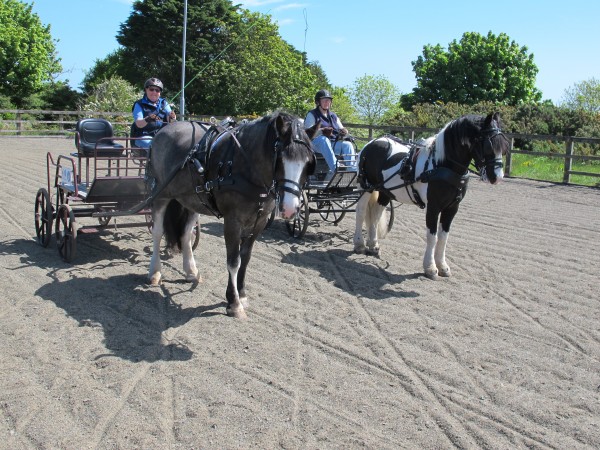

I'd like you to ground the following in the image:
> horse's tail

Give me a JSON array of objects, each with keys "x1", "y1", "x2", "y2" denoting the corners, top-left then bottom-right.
[
  {"x1": 163, "y1": 199, "x2": 190, "y2": 250},
  {"x1": 367, "y1": 191, "x2": 391, "y2": 240}
]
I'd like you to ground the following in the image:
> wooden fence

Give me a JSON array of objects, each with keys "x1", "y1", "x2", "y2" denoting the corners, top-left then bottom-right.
[{"x1": 1, "y1": 109, "x2": 599, "y2": 185}]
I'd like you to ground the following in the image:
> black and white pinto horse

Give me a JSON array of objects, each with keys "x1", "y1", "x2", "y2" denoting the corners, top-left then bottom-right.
[
  {"x1": 148, "y1": 112, "x2": 317, "y2": 318},
  {"x1": 354, "y1": 112, "x2": 509, "y2": 279}
]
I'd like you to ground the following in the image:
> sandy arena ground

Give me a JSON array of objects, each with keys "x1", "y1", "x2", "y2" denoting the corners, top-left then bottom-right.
[{"x1": 1, "y1": 137, "x2": 599, "y2": 449}]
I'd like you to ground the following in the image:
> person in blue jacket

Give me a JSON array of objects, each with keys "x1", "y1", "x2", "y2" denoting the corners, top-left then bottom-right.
[
  {"x1": 304, "y1": 89, "x2": 356, "y2": 175},
  {"x1": 131, "y1": 77, "x2": 176, "y2": 151}
]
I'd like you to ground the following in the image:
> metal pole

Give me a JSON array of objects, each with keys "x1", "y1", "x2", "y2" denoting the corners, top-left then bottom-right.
[{"x1": 179, "y1": 0, "x2": 188, "y2": 120}]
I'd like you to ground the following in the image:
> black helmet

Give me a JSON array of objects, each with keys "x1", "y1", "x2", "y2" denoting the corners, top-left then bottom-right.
[
  {"x1": 315, "y1": 89, "x2": 333, "y2": 103},
  {"x1": 144, "y1": 77, "x2": 164, "y2": 91}
]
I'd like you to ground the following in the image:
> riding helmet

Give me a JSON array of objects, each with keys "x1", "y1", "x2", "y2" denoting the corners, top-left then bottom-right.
[
  {"x1": 144, "y1": 77, "x2": 164, "y2": 91},
  {"x1": 315, "y1": 89, "x2": 333, "y2": 103}
]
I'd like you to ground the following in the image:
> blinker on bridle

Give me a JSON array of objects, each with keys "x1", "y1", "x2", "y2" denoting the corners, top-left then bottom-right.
[
  {"x1": 473, "y1": 124, "x2": 507, "y2": 173},
  {"x1": 273, "y1": 136, "x2": 312, "y2": 199}
]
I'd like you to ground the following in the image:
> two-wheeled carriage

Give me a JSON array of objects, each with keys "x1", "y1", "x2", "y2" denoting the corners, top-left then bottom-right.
[
  {"x1": 34, "y1": 118, "x2": 199, "y2": 262},
  {"x1": 273, "y1": 149, "x2": 395, "y2": 238}
]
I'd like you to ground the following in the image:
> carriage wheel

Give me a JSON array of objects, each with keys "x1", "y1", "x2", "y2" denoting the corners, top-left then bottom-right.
[
  {"x1": 317, "y1": 200, "x2": 347, "y2": 225},
  {"x1": 55, "y1": 204, "x2": 77, "y2": 262},
  {"x1": 34, "y1": 188, "x2": 53, "y2": 247},
  {"x1": 97, "y1": 209, "x2": 113, "y2": 227},
  {"x1": 285, "y1": 190, "x2": 309, "y2": 238},
  {"x1": 386, "y1": 201, "x2": 395, "y2": 232},
  {"x1": 98, "y1": 216, "x2": 111, "y2": 227}
]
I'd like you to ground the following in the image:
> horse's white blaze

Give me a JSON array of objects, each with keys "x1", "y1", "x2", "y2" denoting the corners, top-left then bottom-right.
[
  {"x1": 279, "y1": 159, "x2": 304, "y2": 220},
  {"x1": 487, "y1": 160, "x2": 504, "y2": 184}
]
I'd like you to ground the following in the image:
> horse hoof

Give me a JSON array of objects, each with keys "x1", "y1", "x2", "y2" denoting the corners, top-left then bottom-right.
[
  {"x1": 148, "y1": 273, "x2": 162, "y2": 286},
  {"x1": 354, "y1": 245, "x2": 366, "y2": 255},
  {"x1": 240, "y1": 297, "x2": 249, "y2": 309},
  {"x1": 226, "y1": 306, "x2": 248, "y2": 320},
  {"x1": 366, "y1": 247, "x2": 380, "y2": 257},
  {"x1": 424, "y1": 269, "x2": 438, "y2": 280},
  {"x1": 186, "y1": 273, "x2": 202, "y2": 283},
  {"x1": 438, "y1": 267, "x2": 451, "y2": 277}
]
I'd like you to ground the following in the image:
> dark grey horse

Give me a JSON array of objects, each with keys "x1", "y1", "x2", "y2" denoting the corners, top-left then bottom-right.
[{"x1": 148, "y1": 112, "x2": 317, "y2": 318}]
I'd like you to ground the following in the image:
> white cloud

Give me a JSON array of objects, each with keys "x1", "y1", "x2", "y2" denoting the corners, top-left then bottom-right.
[
  {"x1": 275, "y1": 3, "x2": 307, "y2": 11},
  {"x1": 276, "y1": 18, "x2": 295, "y2": 26},
  {"x1": 239, "y1": 0, "x2": 284, "y2": 8}
]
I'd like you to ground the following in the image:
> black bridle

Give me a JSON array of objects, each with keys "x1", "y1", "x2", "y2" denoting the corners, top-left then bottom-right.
[
  {"x1": 470, "y1": 125, "x2": 509, "y2": 176},
  {"x1": 273, "y1": 136, "x2": 313, "y2": 201}
]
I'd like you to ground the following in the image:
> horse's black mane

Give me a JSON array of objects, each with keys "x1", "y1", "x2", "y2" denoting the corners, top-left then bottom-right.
[
  {"x1": 444, "y1": 114, "x2": 485, "y2": 143},
  {"x1": 244, "y1": 111, "x2": 296, "y2": 141},
  {"x1": 266, "y1": 110, "x2": 308, "y2": 156}
]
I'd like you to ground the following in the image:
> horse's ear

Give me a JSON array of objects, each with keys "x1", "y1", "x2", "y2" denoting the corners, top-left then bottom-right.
[
  {"x1": 306, "y1": 122, "x2": 320, "y2": 140},
  {"x1": 492, "y1": 111, "x2": 501, "y2": 128},
  {"x1": 484, "y1": 113, "x2": 493, "y2": 127},
  {"x1": 275, "y1": 114, "x2": 286, "y2": 138},
  {"x1": 485, "y1": 112, "x2": 501, "y2": 129}
]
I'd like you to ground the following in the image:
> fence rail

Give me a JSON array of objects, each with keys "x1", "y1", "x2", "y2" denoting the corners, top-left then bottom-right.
[{"x1": 1, "y1": 109, "x2": 599, "y2": 185}]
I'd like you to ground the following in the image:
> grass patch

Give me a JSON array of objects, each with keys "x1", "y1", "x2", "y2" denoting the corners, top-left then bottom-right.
[{"x1": 508, "y1": 153, "x2": 600, "y2": 187}]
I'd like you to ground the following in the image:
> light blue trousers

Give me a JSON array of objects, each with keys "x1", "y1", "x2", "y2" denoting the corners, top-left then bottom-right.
[{"x1": 311, "y1": 136, "x2": 356, "y2": 172}]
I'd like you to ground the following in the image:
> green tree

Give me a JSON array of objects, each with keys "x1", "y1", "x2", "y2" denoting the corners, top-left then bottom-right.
[
  {"x1": 81, "y1": 50, "x2": 128, "y2": 95},
  {"x1": 116, "y1": 0, "x2": 240, "y2": 102},
  {"x1": 307, "y1": 61, "x2": 329, "y2": 89},
  {"x1": 87, "y1": 0, "x2": 317, "y2": 116},
  {"x1": 328, "y1": 87, "x2": 357, "y2": 124},
  {"x1": 79, "y1": 76, "x2": 139, "y2": 114},
  {"x1": 407, "y1": 31, "x2": 541, "y2": 107},
  {"x1": 23, "y1": 81, "x2": 81, "y2": 111},
  {"x1": 561, "y1": 78, "x2": 600, "y2": 113},
  {"x1": 207, "y1": 10, "x2": 316, "y2": 116},
  {"x1": 0, "y1": 0, "x2": 62, "y2": 106},
  {"x1": 348, "y1": 74, "x2": 400, "y2": 125}
]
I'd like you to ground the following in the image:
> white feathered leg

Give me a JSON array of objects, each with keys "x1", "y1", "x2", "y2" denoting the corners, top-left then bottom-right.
[
  {"x1": 434, "y1": 225, "x2": 451, "y2": 277},
  {"x1": 353, "y1": 192, "x2": 370, "y2": 254},
  {"x1": 148, "y1": 205, "x2": 165, "y2": 285},
  {"x1": 423, "y1": 230, "x2": 438, "y2": 279},
  {"x1": 366, "y1": 200, "x2": 385, "y2": 256},
  {"x1": 182, "y1": 214, "x2": 200, "y2": 282}
]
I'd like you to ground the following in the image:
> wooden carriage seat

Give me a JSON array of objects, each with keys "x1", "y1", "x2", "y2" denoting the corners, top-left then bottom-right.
[{"x1": 75, "y1": 118, "x2": 124, "y2": 157}]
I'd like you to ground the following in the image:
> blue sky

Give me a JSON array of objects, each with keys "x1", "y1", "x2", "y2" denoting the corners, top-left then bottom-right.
[{"x1": 27, "y1": 0, "x2": 599, "y2": 104}]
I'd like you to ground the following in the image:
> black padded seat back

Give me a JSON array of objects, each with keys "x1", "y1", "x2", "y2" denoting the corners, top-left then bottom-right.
[{"x1": 75, "y1": 118, "x2": 124, "y2": 157}]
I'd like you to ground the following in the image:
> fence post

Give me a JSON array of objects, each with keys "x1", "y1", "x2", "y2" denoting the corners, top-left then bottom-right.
[
  {"x1": 16, "y1": 111, "x2": 22, "y2": 136},
  {"x1": 505, "y1": 137, "x2": 514, "y2": 176},
  {"x1": 563, "y1": 139, "x2": 574, "y2": 184}
]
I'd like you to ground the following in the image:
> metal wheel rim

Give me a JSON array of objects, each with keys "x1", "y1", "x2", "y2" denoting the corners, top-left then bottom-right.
[
  {"x1": 285, "y1": 190, "x2": 309, "y2": 238},
  {"x1": 318, "y1": 200, "x2": 347, "y2": 224},
  {"x1": 55, "y1": 204, "x2": 77, "y2": 262},
  {"x1": 35, "y1": 188, "x2": 53, "y2": 247}
]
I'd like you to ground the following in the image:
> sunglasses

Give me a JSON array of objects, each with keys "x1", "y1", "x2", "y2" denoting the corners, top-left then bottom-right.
[{"x1": 147, "y1": 87, "x2": 161, "y2": 92}]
